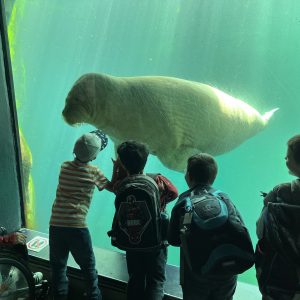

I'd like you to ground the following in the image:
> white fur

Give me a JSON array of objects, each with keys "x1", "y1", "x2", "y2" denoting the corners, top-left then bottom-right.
[{"x1": 63, "y1": 73, "x2": 277, "y2": 172}]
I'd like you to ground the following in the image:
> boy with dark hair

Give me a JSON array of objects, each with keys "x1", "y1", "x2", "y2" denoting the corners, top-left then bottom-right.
[
  {"x1": 117, "y1": 140, "x2": 149, "y2": 174},
  {"x1": 109, "y1": 140, "x2": 178, "y2": 300},
  {"x1": 256, "y1": 134, "x2": 300, "y2": 300},
  {"x1": 49, "y1": 130, "x2": 109, "y2": 300},
  {"x1": 185, "y1": 153, "x2": 218, "y2": 185},
  {"x1": 168, "y1": 153, "x2": 250, "y2": 300}
]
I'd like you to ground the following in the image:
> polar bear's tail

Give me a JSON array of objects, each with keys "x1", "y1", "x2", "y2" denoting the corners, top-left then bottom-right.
[{"x1": 262, "y1": 108, "x2": 279, "y2": 124}]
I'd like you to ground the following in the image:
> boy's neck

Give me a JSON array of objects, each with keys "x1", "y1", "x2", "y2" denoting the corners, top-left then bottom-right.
[
  {"x1": 126, "y1": 168, "x2": 144, "y2": 176},
  {"x1": 74, "y1": 158, "x2": 89, "y2": 164},
  {"x1": 129, "y1": 172, "x2": 144, "y2": 176},
  {"x1": 189, "y1": 182, "x2": 211, "y2": 189}
]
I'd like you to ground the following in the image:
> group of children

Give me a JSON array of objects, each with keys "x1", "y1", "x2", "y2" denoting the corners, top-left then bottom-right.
[{"x1": 48, "y1": 131, "x2": 300, "y2": 300}]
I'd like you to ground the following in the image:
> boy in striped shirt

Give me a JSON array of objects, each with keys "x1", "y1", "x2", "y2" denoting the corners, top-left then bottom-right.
[{"x1": 49, "y1": 130, "x2": 109, "y2": 300}]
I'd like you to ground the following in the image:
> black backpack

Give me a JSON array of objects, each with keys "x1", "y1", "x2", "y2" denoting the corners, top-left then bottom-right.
[
  {"x1": 180, "y1": 188, "x2": 254, "y2": 277},
  {"x1": 108, "y1": 174, "x2": 163, "y2": 252},
  {"x1": 256, "y1": 181, "x2": 300, "y2": 295}
]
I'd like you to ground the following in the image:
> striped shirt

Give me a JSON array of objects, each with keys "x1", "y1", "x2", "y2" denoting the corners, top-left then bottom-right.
[{"x1": 50, "y1": 160, "x2": 108, "y2": 228}]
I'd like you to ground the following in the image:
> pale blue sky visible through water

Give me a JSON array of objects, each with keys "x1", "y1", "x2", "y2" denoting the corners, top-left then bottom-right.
[{"x1": 8, "y1": 0, "x2": 300, "y2": 286}]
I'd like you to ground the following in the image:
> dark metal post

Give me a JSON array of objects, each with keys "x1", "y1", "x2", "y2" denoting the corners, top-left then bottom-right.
[{"x1": 0, "y1": 0, "x2": 25, "y2": 232}]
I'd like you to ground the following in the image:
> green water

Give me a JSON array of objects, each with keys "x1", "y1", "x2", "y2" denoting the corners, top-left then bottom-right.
[{"x1": 7, "y1": 0, "x2": 300, "y2": 286}]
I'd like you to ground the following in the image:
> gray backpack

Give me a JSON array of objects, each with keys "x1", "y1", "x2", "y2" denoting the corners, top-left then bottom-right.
[{"x1": 109, "y1": 174, "x2": 163, "y2": 252}]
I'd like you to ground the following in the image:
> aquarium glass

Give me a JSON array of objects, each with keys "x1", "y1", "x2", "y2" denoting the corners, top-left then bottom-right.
[{"x1": 5, "y1": 0, "x2": 300, "y2": 292}]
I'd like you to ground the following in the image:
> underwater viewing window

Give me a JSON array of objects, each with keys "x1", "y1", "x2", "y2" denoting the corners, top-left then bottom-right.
[{"x1": 5, "y1": 0, "x2": 300, "y2": 296}]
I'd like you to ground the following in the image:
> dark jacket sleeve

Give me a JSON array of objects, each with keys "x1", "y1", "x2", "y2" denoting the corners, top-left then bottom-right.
[
  {"x1": 107, "y1": 158, "x2": 128, "y2": 194},
  {"x1": 167, "y1": 196, "x2": 187, "y2": 247},
  {"x1": 256, "y1": 186, "x2": 279, "y2": 239}
]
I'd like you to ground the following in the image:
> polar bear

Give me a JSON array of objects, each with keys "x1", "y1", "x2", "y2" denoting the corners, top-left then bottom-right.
[{"x1": 62, "y1": 73, "x2": 277, "y2": 172}]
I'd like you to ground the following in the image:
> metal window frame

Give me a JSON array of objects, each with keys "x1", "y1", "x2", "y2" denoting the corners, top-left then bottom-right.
[{"x1": 0, "y1": 0, "x2": 25, "y2": 228}]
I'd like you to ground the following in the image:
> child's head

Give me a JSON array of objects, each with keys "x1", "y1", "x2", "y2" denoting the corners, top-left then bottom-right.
[
  {"x1": 185, "y1": 153, "x2": 218, "y2": 188},
  {"x1": 286, "y1": 134, "x2": 300, "y2": 177},
  {"x1": 73, "y1": 130, "x2": 107, "y2": 163},
  {"x1": 117, "y1": 140, "x2": 149, "y2": 175}
]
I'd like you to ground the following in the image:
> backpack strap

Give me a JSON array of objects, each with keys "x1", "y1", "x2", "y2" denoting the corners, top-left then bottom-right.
[
  {"x1": 190, "y1": 187, "x2": 222, "y2": 198},
  {"x1": 117, "y1": 174, "x2": 159, "y2": 193},
  {"x1": 146, "y1": 173, "x2": 160, "y2": 180},
  {"x1": 212, "y1": 189, "x2": 222, "y2": 196},
  {"x1": 143, "y1": 174, "x2": 159, "y2": 189}
]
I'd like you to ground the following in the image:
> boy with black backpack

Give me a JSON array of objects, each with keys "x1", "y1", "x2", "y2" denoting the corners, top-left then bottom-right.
[
  {"x1": 168, "y1": 153, "x2": 254, "y2": 300},
  {"x1": 256, "y1": 134, "x2": 300, "y2": 300},
  {"x1": 108, "y1": 140, "x2": 178, "y2": 300}
]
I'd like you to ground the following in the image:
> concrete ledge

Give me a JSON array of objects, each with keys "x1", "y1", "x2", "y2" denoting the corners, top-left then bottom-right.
[
  {"x1": 24, "y1": 229, "x2": 261, "y2": 300},
  {"x1": 24, "y1": 228, "x2": 181, "y2": 300}
]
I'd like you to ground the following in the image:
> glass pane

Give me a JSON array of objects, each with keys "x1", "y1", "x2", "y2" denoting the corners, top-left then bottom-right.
[{"x1": 5, "y1": 0, "x2": 300, "y2": 293}]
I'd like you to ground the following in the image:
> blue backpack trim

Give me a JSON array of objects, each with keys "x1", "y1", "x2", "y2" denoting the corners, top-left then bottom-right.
[
  {"x1": 202, "y1": 243, "x2": 255, "y2": 275},
  {"x1": 184, "y1": 189, "x2": 228, "y2": 230}
]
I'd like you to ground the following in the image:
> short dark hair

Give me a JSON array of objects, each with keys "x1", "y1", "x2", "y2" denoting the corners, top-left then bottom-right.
[
  {"x1": 288, "y1": 134, "x2": 300, "y2": 164},
  {"x1": 187, "y1": 153, "x2": 218, "y2": 185},
  {"x1": 117, "y1": 140, "x2": 149, "y2": 174}
]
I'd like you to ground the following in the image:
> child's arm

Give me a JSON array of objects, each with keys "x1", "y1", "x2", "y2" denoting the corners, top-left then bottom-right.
[
  {"x1": 94, "y1": 167, "x2": 110, "y2": 192},
  {"x1": 256, "y1": 188, "x2": 277, "y2": 239},
  {"x1": 155, "y1": 175, "x2": 178, "y2": 210},
  {"x1": 0, "y1": 231, "x2": 26, "y2": 245},
  {"x1": 106, "y1": 158, "x2": 127, "y2": 193}
]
